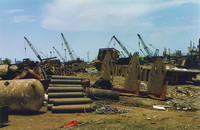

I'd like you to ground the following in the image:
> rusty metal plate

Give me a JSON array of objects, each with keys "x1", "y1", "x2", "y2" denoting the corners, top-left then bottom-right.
[
  {"x1": 124, "y1": 55, "x2": 141, "y2": 94},
  {"x1": 101, "y1": 51, "x2": 113, "y2": 81},
  {"x1": 147, "y1": 57, "x2": 166, "y2": 95}
]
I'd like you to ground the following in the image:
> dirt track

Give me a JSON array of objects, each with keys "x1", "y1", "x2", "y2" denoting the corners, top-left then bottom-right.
[{"x1": 1, "y1": 73, "x2": 200, "y2": 130}]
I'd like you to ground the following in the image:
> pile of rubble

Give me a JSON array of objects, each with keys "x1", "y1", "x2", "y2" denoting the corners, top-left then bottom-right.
[{"x1": 167, "y1": 85, "x2": 200, "y2": 111}]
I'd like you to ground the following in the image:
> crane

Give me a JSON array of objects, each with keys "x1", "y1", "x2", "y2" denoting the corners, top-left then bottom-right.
[
  {"x1": 53, "y1": 46, "x2": 66, "y2": 62},
  {"x1": 138, "y1": 42, "x2": 146, "y2": 56},
  {"x1": 24, "y1": 37, "x2": 43, "y2": 62},
  {"x1": 61, "y1": 33, "x2": 76, "y2": 61},
  {"x1": 149, "y1": 44, "x2": 159, "y2": 56},
  {"x1": 137, "y1": 34, "x2": 154, "y2": 57},
  {"x1": 109, "y1": 35, "x2": 132, "y2": 57},
  {"x1": 120, "y1": 51, "x2": 126, "y2": 58}
]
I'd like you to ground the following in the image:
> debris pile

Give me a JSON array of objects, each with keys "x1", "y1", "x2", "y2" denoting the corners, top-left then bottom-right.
[
  {"x1": 167, "y1": 85, "x2": 200, "y2": 111},
  {"x1": 94, "y1": 106, "x2": 129, "y2": 114}
]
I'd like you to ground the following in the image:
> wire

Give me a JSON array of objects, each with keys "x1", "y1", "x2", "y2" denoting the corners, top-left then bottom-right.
[
  {"x1": 32, "y1": 44, "x2": 47, "y2": 58},
  {"x1": 24, "y1": 39, "x2": 27, "y2": 56}
]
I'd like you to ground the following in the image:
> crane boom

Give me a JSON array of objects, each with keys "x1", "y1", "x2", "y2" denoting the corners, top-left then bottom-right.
[
  {"x1": 138, "y1": 42, "x2": 145, "y2": 56},
  {"x1": 110, "y1": 35, "x2": 131, "y2": 57},
  {"x1": 149, "y1": 44, "x2": 159, "y2": 56},
  {"x1": 24, "y1": 37, "x2": 43, "y2": 61},
  {"x1": 137, "y1": 34, "x2": 153, "y2": 57},
  {"x1": 53, "y1": 47, "x2": 66, "y2": 62},
  {"x1": 61, "y1": 33, "x2": 75, "y2": 61}
]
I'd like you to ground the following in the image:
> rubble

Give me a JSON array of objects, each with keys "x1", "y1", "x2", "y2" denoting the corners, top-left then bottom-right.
[
  {"x1": 167, "y1": 85, "x2": 200, "y2": 111},
  {"x1": 94, "y1": 106, "x2": 129, "y2": 114}
]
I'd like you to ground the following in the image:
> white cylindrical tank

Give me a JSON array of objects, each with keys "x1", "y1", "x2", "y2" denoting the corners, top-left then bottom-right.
[{"x1": 0, "y1": 79, "x2": 44, "y2": 111}]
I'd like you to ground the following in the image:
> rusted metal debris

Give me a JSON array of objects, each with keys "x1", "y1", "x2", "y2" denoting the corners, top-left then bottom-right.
[
  {"x1": 124, "y1": 54, "x2": 141, "y2": 96},
  {"x1": 47, "y1": 75, "x2": 94, "y2": 113},
  {"x1": 52, "y1": 104, "x2": 95, "y2": 113},
  {"x1": 49, "y1": 98, "x2": 93, "y2": 105},
  {"x1": 86, "y1": 87, "x2": 119, "y2": 100},
  {"x1": 147, "y1": 57, "x2": 167, "y2": 100},
  {"x1": 13, "y1": 68, "x2": 41, "y2": 79},
  {"x1": 92, "y1": 77, "x2": 113, "y2": 90},
  {"x1": 100, "y1": 51, "x2": 114, "y2": 81},
  {"x1": 0, "y1": 79, "x2": 44, "y2": 111},
  {"x1": 114, "y1": 57, "x2": 167, "y2": 100},
  {"x1": 113, "y1": 62, "x2": 200, "y2": 85}
]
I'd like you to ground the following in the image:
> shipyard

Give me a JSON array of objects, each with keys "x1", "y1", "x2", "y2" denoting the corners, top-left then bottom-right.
[{"x1": 0, "y1": 0, "x2": 200, "y2": 130}]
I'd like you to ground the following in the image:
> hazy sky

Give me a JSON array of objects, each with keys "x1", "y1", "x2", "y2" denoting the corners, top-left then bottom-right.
[{"x1": 0, "y1": 0, "x2": 200, "y2": 62}]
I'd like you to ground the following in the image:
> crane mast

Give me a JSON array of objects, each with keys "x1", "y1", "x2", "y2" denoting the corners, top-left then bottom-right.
[
  {"x1": 53, "y1": 46, "x2": 66, "y2": 62},
  {"x1": 137, "y1": 34, "x2": 153, "y2": 57},
  {"x1": 24, "y1": 37, "x2": 43, "y2": 62},
  {"x1": 110, "y1": 35, "x2": 131, "y2": 57},
  {"x1": 61, "y1": 33, "x2": 75, "y2": 61}
]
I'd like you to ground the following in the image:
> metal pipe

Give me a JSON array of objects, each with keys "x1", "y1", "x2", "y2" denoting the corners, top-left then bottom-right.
[
  {"x1": 49, "y1": 84, "x2": 82, "y2": 87},
  {"x1": 50, "y1": 98, "x2": 92, "y2": 105},
  {"x1": 47, "y1": 104, "x2": 53, "y2": 111},
  {"x1": 51, "y1": 75, "x2": 83, "y2": 80},
  {"x1": 86, "y1": 88, "x2": 119, "y2": 100},
  {"x1": 50, "y1": 79, "x2": 82, "y2": 84},
  {"x1": 48, "y1": 92, "x2": 85, "y2": 98},
  {"x1": 0, "y1": 79, "x2": 44, "y2": 111},
  {"x1": 48, "y1": 87, "x2": 84, "y2": 92},
  {"x1": 52, "y1": 104, "x2": 95, "y2": 113}
]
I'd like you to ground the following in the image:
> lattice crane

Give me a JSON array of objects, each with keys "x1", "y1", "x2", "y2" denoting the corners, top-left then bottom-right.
[
  {"x1": 61, "y1": 33, "x2": 76, "y2": 61},
  {"x1": 109, "y1": 35, "x2": 132, "y2": 57},
  {"x1": 53, "y1": 46, "x2": 66, "y2": 62},
  {"x1": 24, "y1": 37, "x2": 43, "y2": 62},
  {"x1": 137, "y1": 34, "x2": 154, "y2": 57}
]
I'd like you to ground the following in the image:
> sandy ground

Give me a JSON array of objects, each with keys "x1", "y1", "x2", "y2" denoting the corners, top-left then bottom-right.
[{"x1": 1, "y1": 72, "x2": 200, "y2": 130}]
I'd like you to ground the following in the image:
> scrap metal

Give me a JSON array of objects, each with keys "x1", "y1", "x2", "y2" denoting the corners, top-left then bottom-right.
[
  {"x1": 86, "y1": 87, "x2": 119, "y2": 100},
  {"x1": 100, "y1": 51, "x2": 114, "y2": 81},
  {"x1": 0, "y1": 79, "x2": 44, "y2": 111},
  {"x1": 47, "y1": 75, "x2": 94, "y2": 113},
  {"x1": 124, "y1": 54, "x2": 141, "y2": 96},
  {"x1": 114, "y1": 57, "x2": 167, "y2": 100},
  {"x1": 146, "y1": 57, "x2": 167, "y2": 100},
  {"x1": 52, "y1": 104, "x2": 95, "y2": 113}
]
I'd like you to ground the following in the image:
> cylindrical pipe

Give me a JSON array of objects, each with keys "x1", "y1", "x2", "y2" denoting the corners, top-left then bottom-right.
[
  {"x1": 52, "y1": 104, "x2": 95, "y2": 113},
  {"x1": 50, "y1": 79, "x2": 82, "y2": 84},
  {"x1": 48, "y1": 87, "x2": 84, "y2": 92},
  {"x1": 50, "y1": 98, "x2": 92, "y2": 105},
  {"x1": 86, "y1": 88, "x2": 119, "y2": 100},
  {"x1": 48, "y1": 92, "x2": 85, "y2": 98},
  {"x1": 49, "y1": 84, "x2": 82, "y2": 87},
  {"x1": 47, "y1": 104, "x2": 53, "y2": 111},
  {"x1": 51, "y1": 75, "x2": 83, "y2": 80},
  {"x1": 0, "y1": 79, "x2": 44, "y2": 111}
]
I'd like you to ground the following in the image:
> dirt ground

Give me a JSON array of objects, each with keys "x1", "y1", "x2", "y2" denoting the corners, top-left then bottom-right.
[{"x1": 1, "y1": 72, "x2": 200, "y2": 130}]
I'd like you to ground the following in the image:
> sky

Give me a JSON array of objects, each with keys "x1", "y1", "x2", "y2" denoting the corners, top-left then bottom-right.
[{"x1": 0, "y1": 0, "x2": 200, "y2": 63}]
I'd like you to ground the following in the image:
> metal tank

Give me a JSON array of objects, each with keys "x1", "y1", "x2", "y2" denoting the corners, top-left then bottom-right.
[{"x1": 0, "y1": 79, "x2": 44, "y2": 111}]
